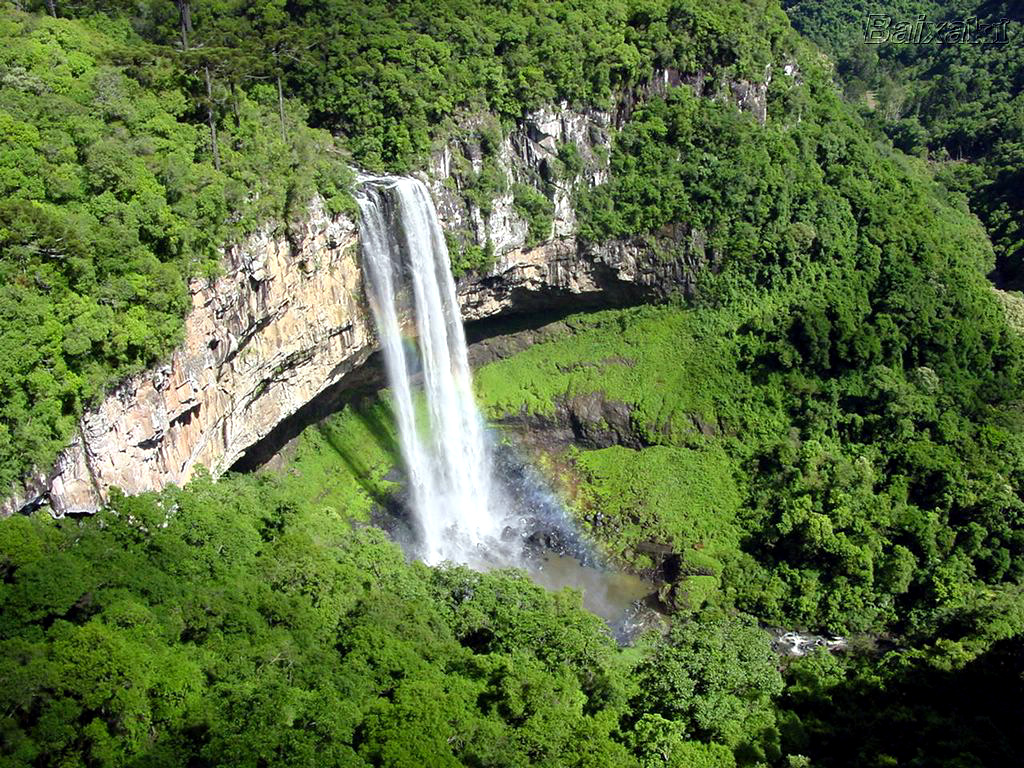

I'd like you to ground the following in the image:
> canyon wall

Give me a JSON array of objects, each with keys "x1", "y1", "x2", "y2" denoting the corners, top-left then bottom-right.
[
  {"x1": 3, "y1": 69, "x2": 772, "y2": 516},
  {"x1": 4, "y1": 200, "x2": 368, "y2": 516}
]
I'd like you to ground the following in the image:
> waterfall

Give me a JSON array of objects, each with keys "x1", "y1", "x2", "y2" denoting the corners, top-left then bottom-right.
[
  {"x1": 354, "y1": 178, "x2": 648, "y2": 632},
  {"x1": 356, "y1": 176, "x2": 499, "y2": 565}
]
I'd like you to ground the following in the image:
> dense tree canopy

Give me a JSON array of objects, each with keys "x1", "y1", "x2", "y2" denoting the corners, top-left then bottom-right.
[
  {"x1": 783, "y1": 0, "x2": 1024, "y2": 284},
  {"x1": 0, "y1": 0, "x2": 801, "y2": 494},
  {"x1": 0, "y1": 8, "x2": 353, "y2": 492},
  {"x1": 534, "y1": 9, "x2": 1024, "y2": 640},
  {"x1": 0, "y1": 473, "x2": 786, "y2": 767}
]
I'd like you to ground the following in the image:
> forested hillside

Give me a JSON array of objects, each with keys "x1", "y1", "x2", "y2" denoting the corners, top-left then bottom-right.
[
  {"x1": 783, "y1": 0, "x2": 1024, "y2": 283},
  {"x1": 1, "y1": 470, "x2": 789, "y2": 767},
  {"x1": 563, "y1": 25, "x2": 1024, "y2": 638},
  {"x1": 0, "y1": 0, "x2": 791, "y2": 496},
  {"x1": 0, "y1": 8, "x2": 354, "y2": 493},
  {"x1": 2, "y1": 1, "x2": 1024, "y2": 767}
]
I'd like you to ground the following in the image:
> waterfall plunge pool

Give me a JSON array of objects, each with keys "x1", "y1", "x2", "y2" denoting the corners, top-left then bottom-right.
[{"x1": 370, "y1": 433, "x2": 664, "y2": 643}]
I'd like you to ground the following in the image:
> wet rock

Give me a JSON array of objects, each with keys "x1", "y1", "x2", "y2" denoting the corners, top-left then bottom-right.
[
  {"x1": 496, "y1": 391, "x2": 653, "y2": 451},
  {"x1": 771, "y1": 629, "x2": 849, "y2": 657}
]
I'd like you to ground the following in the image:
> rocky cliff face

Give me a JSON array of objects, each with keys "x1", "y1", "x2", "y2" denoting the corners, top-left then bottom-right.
[
  {"x1": 429, "y1": 102, "x2": 705, "y2": 322},
  {"x1": 4, "y1": 69, "x2": 772, "y2": 516},
  {"x1": 5, "y1": 200, "x2": 369, "y2": 516}
]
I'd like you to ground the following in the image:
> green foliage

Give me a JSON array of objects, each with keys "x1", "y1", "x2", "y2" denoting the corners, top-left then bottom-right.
[
  {"x1": 279, "y1": 0, "x2": 794, "y2": 169},
  {"x1": 457, "y1": 154, "x2": 508, "y2": 218},
  {"x1": 488, "y1": 114, "x2": 1022, "y2": 639},
  {"x1": 267, "y1": 398, "x2": 401, "y2": 521},
  {"x1": 0, "y1": 467, "x2": 797, "y2": 767},
  {"x1": 480, "y1": 25, "x2": 1024, "y2": 639},
  {"x1": 473, "y1": 44, "x2": 1024, "y2": 733},
  {"x1": 0, "y1": 9, "x2": 354, "y2": 492},
  {"x1": 574, "y1": 444, "x2": 742, "y2": 586},
  {"x1": 447, "y1": 231, "x2": 496, "y2": 277},
  {"x1": 0, "y1": 476, "x2": 630, "y2": 766},
  {"x1": 629, "y1": 611, "x2": 784, "y2": 762},
  {"x1": 556, "y1": 142, "x2": 585, "y2": 180},
  {"x1": 511, "y1": 183, "x2": 554, "y2": 247},
  {"x1": 784, "y1": 1, "x2": 1024, "y2": 284},
  {"x1": 778, "y1": 633, "x2": 1024, "y2": 767},
  {"x1": 475, "y1": 306, "x2": 775, "y2": 448},
  {"x1": 3, "y1": 1, "x2": 1024, "y2": 765},
  {"x1": 482, "y1": 287, "x2": 1024, "y2": 638},
  {"x1": 577, "y1": 89, "x2": 781, "y2": 248}
]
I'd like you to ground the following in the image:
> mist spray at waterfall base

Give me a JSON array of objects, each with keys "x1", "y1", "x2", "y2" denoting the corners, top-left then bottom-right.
[{"x1": 357, "y1": 176, "x2": 655, "y2": 634}]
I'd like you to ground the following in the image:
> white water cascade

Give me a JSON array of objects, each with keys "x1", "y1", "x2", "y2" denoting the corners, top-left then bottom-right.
[{"x1": 356, "y1": 176, "x2": 501, "y2": 565}]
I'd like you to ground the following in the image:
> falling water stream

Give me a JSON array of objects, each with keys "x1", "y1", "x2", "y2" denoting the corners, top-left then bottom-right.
[
  {"x1": 356, "y1": 175, "x2": 657, "y2": 634},
  {"x1": 357, "y1": 176, "x2": 500, "y2": 565}
]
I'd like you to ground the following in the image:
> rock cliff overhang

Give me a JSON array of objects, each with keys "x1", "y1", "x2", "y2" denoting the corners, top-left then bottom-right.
[{"x1": 3, "y1": 224, "x2": 702, "y2": 517}]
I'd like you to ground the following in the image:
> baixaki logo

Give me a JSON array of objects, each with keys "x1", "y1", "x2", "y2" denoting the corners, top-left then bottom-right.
[{"x1": 865, "y1": 14, "x2": 1012, "y2": 44}]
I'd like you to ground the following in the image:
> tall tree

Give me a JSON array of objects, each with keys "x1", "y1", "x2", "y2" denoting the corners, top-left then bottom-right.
[{"x1": 174, "y1": 0, "x2": 220, "y2": 169}]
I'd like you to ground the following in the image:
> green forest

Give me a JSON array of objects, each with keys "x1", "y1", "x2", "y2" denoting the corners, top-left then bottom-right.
[
  {"x1": 783, "y1": 0, "x2": 1023, "y2": 285},
  {"x1": 2, "y1": 0, "x2": 1023, "y2": 766}
]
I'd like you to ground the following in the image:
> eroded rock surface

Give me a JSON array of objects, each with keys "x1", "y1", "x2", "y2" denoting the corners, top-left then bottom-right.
[{"x1": 5, "y1": 201, "x2": 369, "y2": 516}]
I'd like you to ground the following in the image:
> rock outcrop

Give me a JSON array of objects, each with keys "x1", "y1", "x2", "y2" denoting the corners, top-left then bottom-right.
[
  {"x1": 3, "y1": 71, "x2": 776, "y2": 515},
  {"x1": 5, "y1": 200, "x2": 369, "y2": 516}
]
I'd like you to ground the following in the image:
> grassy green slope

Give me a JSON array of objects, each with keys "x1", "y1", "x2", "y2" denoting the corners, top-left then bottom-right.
[
  {"x1": 475, "y1": 306, "x2": 782, "y2": 448},
  {"x1": 474, "y1": 307, "x2": 752, "y2": 590},
  {"x1": 265, "y1": 399, "x2": 400, "y2": 522},
  {"x1": 475, "y1": 306, "x2": 769, "y2": 612}
]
